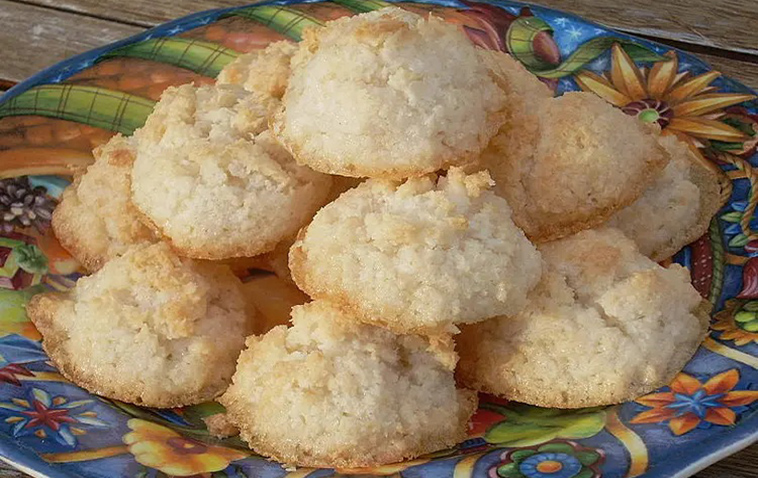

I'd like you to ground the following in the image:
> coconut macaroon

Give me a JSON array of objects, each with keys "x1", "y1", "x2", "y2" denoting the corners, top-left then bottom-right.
[
  {"x1": 273, "y1": 7, "x2": 507, "y2": 179},
  {"x1": 52, "y1": 135, "x2": 155, "y2": 272},
  {"x1": 477, "y1": 49, "x2": 552, "y2": 125},
  {"x1": 457, "y1": 227, "x2": 709, "y2": 408},
  {"x1": 26, "y1": 243, "x2": 249, "y2": 408},
  {"x1": 289, "y1": 168, "x2": 542, "y2": 334},
  {"x1": 607, "y1": 135, "x2": 727, "y2": 261},
  {"x1": 216, "y1": 40, "x2": 297, "y2": 100},
  {"x1": 131, "y1": 84, "x2": 332, "y2": 260},
  {"x1": 219, "y1": 300, "x2": 476, "y2": 468},
  {"x1": 481, "y1": 91, "x2": 669, "y2": 243}
]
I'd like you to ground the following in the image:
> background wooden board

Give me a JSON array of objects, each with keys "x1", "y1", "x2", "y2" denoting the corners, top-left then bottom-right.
[
  {"x1": 0, "y1": 0, "x2": 142, "y2": 84},
  {"x1": 0, "y1": 1, "x2": 757, "y2": 477},
  {"x1": 1, "y1": 0, "x2": 757, "y2": 88},
  {"x1": 14, "y1": 0, "x2": 758, "y2": 53}
]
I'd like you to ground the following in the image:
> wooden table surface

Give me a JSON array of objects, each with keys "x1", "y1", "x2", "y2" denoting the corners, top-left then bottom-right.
[{"x1": 0, "y1": 0, "x2": 757, "y2": 477}]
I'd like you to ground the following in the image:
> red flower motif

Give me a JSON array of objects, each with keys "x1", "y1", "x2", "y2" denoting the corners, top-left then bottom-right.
[
  {"x1": 738, "y1": 257, "x2": 758, "y2": 298},
  {"x1": 0, "y1": 363, "x2": 34, "y2": 386},
  {"x1": 631, "y1": 370, "x2": 758, "y2": 435},
  {"x1": 21, "y1": 398, "x2": 77, "y2": 431}
]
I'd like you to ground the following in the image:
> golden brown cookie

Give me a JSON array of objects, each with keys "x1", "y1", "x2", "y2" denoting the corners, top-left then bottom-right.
[
  {"x1": 272, "y1": 7, "x2": 507, "y2": 179},
  {"x1": 608, "y1": 134, "x2": 729, "y2": 261},
  {"x1": 289, "y1": 168, "x2": 541, "y2": 334},
  {"x1": 52, "y1": 135, "x2": 155, "y2": 272},
  {"x1": 131, "y1": 84, "x2": 332, "y2": 260},
  {"x1": 26, "y1": 243, "x2": 249, "y2": 408},
  {"x1": 481, "y1": 91, "x2": 669, "y2": 243},
  {"x1": 457, "y1": 227, "x2": 709, "y2": 408},
  {"x1": 217, "y1": 40, "x2": 297, "y2": 100},
  {"x1": 219, "y1": 300, "x2": 476, "y2": 468}
]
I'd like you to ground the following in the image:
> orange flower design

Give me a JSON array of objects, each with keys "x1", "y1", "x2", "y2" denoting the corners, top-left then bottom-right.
[
  {"x1": 123, "y1": 419, "x2": 248, "y2": 477},
  {"x1": 631, "y1": 369, "x2": 758, "y2": 436},
  {"x1": 575, "y1": 44, "x2": 755, "y2": 152},
  {"x1": 712, "y1": 300, "x2": 758, "y2": 346}
]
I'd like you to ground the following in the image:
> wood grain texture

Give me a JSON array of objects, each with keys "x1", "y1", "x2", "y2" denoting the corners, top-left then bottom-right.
[
  {"x1": 14, "y1": 0, "x2": 758, "y2": 56},
  {"x1": 530, "y1": 0, "x2": 758, "y2": 56},
  {"x1": 0, "y1": 467, "x2": 25, "y2": 478},
  {"x1": 8, "y1": 0, "x2": 245, "y2": 27},
  {"x1": 3, "y1": 0, "x2": 758, "y2": 89},
  {"x1": 696, "y1": 444, "x2": 758, "y2": 478},
  {"x1": 0, "y1": 0, "x2": 143, "y2": 83},
  {"x1": 689, "y1": 52, "x2": 758, "y2": 90}
]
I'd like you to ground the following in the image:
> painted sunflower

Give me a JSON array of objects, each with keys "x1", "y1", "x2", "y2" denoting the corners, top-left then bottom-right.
[
  {"x1": 123, "y1": 419, "x2": 248, "y2": 477},
  {"x1": 712, "y1": 299, "x2": 758, "y2": 346},
  {"x1": 575, "y1": 44, "x2": 755, "y2": 152}
]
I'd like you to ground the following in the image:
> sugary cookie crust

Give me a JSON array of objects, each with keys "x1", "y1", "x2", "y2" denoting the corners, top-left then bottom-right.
[
  {"x1": 273, "y1": 7, "x2": 507, "y2": 179},
  {"x1": 289, "y1": 167, "x2": 542, "y2": 334}
]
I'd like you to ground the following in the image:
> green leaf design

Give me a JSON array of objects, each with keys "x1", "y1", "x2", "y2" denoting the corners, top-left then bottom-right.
[
  {"x1": 537, "y1": 442, "x2": 575, "y2": 454},
  {"x1": 507, "y1": 16, "x2": 559, "y2": 71},
  {"x1": 510, "y1": 449, "x2": 538, "y2": 462},
  {"x1": 575, "y1": 450, "x2": 601, "y2": 466},
  {"x1": 575, "y1": 469, "x2": 595, "y2": 478},
  {"x1": 332, "y1": 0, "x2": 392, "y2": 12},
  {"x1": 539, "y1": 37, "x2": 666, "y2": 78},
  {"x1": 711, "y1": 140, "x2": 747, "y2": 152},
  {"x1": 0, "y1": 286, "x2": 45, "y2": 326},
  {"x1": 729, "y1": 233, "x2": 750, "y2": 248},
  {"x1": 496, "y1": 463, "x2": 524, "y2": 478},
  {"x1": 723, "y1": 116, "x2": 757, "y2": 137},
  {"x1": 225, "y1": 5, "x2": 324, "y2": 41},
  {"x1": 743, "y1": 301, "x2": 758, "y2": 312},
  {"x1": 0, "y1": 85, "x2": 155, "y2": 135},
  {"x1": 14, "y1": 244, "x2": 47, "y2": 274},
  {"x1": 484, "y1": 405, "x2": 606, "y2": 447},
  {"x1": 735, "y1": 311, "x2": 755, "y2": 323},
  {"x1": 507, "y1": 15, "x2": 667, "y2": 78},
  {"x1": 709, "y1": 218, "x2": 725, "y2": 305},
  {"x1": 721, "y1": 211, "x2": 743, "y2": 223},
  {"x1": 99, "y1": 38, "x2": 239, "y2": 78}
]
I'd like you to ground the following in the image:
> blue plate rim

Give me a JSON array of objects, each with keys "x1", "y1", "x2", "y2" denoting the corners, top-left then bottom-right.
[{"x1": 0, "y1": 1, "x2": 756, "y2": 478}]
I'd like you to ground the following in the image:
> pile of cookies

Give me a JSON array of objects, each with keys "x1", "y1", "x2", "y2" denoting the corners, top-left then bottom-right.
[{"x1": 27, "y1": 7, "x2": 723, "y2": 469}]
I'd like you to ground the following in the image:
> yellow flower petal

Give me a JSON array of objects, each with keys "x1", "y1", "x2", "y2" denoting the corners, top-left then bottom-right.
[
  {"x1": 672, "y1": 93, "x2": 756, "y2": 117},
  {"x1": 646, "y1": 51, "x2": 678, "y2": 99},
  {"x1": 126, "y1": 419, "x2": 180, "y2": 438},
  {"x1": 666, "y1": 71, "x2": 721, "y2": 103},
  {"x1": 670, "y1": 71, "x2": 690, "y2": 89},
  {"x1": 122, "y1": 418, "x2": 248, "y2": 477},
  {"x1": 668, "y1": 117, "x2": 750, "y2": 141},
  {"x1": 574, "y1": 70, "x2": 631, "y2": 107},
  {"x1": 156, "y1": 457, "x2": 205, "y2": 477},
  {"x1": 208, "y1": 445, "x2": 249, "y2": 462},
  {"x1": 610, "y1": 43, "x2": 648, "y2": 101}
]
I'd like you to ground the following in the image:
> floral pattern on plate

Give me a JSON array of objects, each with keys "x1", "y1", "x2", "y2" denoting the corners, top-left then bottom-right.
[{"x1": 0, "y1": 1, "x2": 756, "y2": 477}]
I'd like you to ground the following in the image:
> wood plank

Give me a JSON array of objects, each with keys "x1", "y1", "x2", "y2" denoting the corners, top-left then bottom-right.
[
  {"x1": 9, "y1": 0, "x2": 243, "y2": 28},
  {"x1": 4, "y1": 1, "x2": 757, "y2": 92},
  {"x1": 531, "y1": 0, "x2": 758, "y2": 56},
  {"x1": 696, "y1": 443, "x2": 758, "y2": 478},
  {"x1": 0, "y1": 80, "x2": 17, "y2": 92},
  {"x1": 16, "y1": 0, "x2": 758, "y2": 57},
  {"x1": 0, "y1": 0, "x2": 143, "y2": 83},
  {"x1": 692, "y1": 52, "x2": 758, "y2": 91}
]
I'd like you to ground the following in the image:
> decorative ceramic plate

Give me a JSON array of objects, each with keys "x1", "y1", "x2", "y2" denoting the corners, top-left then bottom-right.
[{"x1": 0, "y1": 1, "x2": 757, "y2": 477}]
